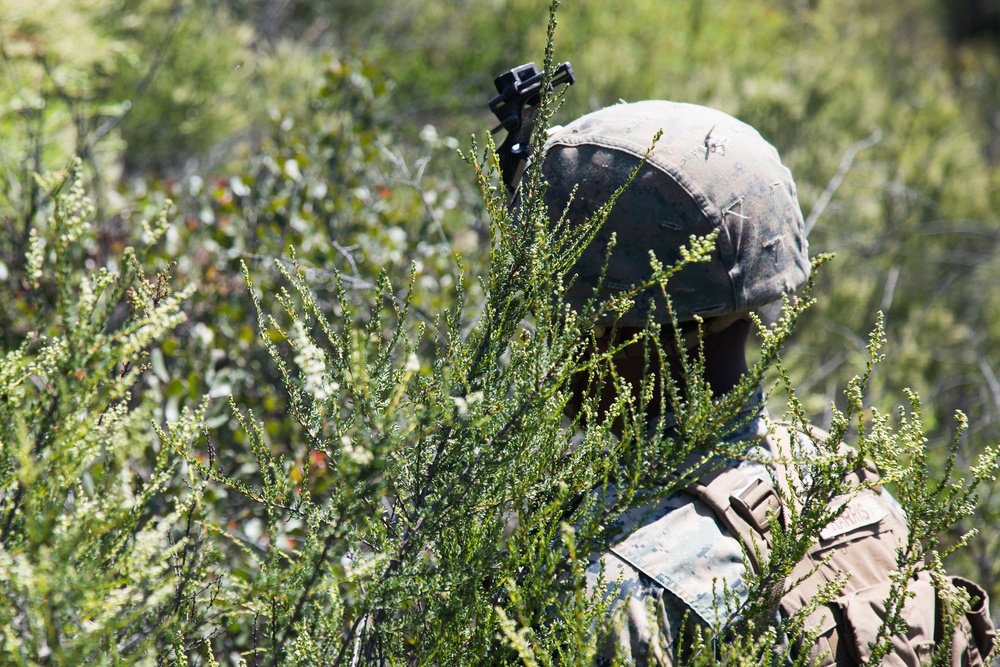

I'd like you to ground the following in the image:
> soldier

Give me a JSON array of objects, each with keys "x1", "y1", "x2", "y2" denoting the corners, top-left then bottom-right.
[{"x1": 538, "y1": 101, "x2": 995, "y2": 666}]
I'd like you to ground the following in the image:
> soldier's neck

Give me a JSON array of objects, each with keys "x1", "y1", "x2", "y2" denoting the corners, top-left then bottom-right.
[
  {"x1": 599, "y1": 320, "x2": 751, "y2": 437},
  {"x1": 612, "y1": 319, "x2": 751, "y2": 413},
  {"x1": 688, "y1": 319, "x2": 751, "y2": 396}
]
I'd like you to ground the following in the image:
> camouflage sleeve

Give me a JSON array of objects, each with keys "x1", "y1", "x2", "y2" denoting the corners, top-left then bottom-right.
[
  {"x1": 585, "y1": 463, "x2": 767, "y2": 664},
  {"x1": 585, "y1": 407, "x2": 773, "y2": 665},
  {"x1": 587, "y1": 551, "x2": 695, "y2": 666}
]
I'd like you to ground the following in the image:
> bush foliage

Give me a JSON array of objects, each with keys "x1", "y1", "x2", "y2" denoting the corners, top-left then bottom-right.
[{"x1": 3, "y1": 0, "x2": 1000, "y2": 664}]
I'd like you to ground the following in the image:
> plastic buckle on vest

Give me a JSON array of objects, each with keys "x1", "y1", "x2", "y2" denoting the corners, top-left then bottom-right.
[{"x1": 730, "y1": 477, "x2": 781, "y2": 535}]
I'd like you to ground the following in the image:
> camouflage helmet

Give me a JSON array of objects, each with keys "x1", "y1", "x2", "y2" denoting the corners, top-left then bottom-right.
[{"x1": 542, "y1": 100, "x2": 810, "y2": 325}]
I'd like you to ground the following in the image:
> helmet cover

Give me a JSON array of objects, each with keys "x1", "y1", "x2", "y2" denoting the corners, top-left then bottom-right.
[{"x1": 542, "y1": 100, "x2": 810, "y2": 324}]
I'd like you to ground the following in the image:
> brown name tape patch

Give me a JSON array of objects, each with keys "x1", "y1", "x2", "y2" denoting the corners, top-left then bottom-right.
[{"x1": 819, "y1": 493, "x2": 889, "y2": 541}]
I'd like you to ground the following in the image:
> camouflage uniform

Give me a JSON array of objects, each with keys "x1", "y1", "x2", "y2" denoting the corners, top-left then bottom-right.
[{"x1": 586, "y1": 389, "x2": 772, "y2": 666}]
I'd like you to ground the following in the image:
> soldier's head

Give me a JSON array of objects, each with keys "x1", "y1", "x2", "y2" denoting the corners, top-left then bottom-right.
[{"x1": 542, "y1": 101, "x2": 809, "y2": 403}]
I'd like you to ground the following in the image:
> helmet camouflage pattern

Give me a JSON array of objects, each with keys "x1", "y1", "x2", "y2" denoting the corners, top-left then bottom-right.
[{"x1": 542, "y1": 100, "x2": 810, "y2": 325}]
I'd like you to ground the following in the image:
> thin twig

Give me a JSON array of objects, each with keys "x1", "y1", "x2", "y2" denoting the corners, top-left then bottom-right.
[
  {"x1": 804, "y1": 127, "x2": 883, "y2": 235},
  {"x1": 229, "y1": 250, "x2": 375, "y2": 290},
  {"x1": 376, "y1": 140, "x2": 460, "y2": 277},
  {"x1": 978, "y1": 356, "x2": 1000, "y2": 417}
]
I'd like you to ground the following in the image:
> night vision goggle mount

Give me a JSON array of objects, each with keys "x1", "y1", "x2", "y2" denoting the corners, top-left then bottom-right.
[{"x1": 488, "y1": 61, "x2": 574, "y2": 193}]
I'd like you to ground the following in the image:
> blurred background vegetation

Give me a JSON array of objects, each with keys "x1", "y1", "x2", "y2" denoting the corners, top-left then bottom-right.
[{"x1": 3, "y1": 0, "x2": 1000, "y2": 655}]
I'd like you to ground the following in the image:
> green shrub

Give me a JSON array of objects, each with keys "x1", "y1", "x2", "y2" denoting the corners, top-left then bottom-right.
[
  {"x1": 0, "y1": 161, "x2": 218, "y2": 664},
  {"x1": 3, "y1": 3, "x2": 1000, "y2": 664}
]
